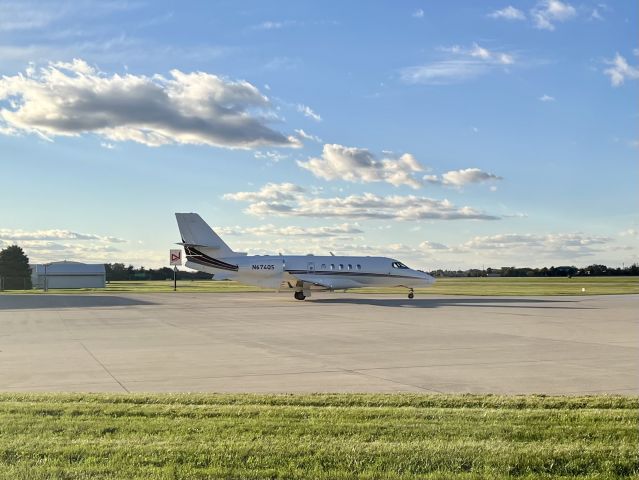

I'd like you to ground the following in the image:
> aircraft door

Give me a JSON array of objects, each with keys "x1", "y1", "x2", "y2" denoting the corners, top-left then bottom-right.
[{"x1": 307, "y1": 262, "x2": 315, "y2": 273}]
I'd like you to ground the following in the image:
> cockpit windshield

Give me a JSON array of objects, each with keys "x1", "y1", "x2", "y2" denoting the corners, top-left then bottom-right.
[{"x1": 391, "y1": 261, "x2": 409, "y2": 269}]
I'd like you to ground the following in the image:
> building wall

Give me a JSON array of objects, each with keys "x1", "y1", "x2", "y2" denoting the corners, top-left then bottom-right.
[{"x1": 40, "y1": 275, "x2": 105, "y2": 289}]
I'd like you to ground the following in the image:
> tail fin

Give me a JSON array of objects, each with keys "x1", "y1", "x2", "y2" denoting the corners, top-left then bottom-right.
[{"x1": 175, "y1": 213, "x2": 236, "y2": 258}]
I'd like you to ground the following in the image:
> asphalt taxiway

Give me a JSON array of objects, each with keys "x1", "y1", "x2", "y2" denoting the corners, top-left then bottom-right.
[{"x1": 0, "y1": 293, "x2": 636, "y2": 394}]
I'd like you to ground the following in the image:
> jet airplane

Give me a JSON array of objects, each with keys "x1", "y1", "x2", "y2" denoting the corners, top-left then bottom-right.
[{"x1": 176, "y1": 213, "x2": 435, "y2": 300}]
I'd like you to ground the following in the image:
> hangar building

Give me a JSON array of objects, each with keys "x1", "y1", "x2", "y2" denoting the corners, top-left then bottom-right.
[{"x1": 31, "y1": 261, "x2": 106, "y2": 289}]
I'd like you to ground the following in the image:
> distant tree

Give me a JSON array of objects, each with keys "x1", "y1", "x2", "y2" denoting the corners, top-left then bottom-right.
[
  {"x1": 585, "y1": 264, "x2": 608, "y2": 276},
  {"x1": 0, "y1": 245, "x2": 32, "y2": 290}
]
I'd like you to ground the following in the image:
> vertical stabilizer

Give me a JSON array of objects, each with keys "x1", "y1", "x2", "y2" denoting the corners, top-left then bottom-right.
[{"x1": 175, "y1": 213, "x2": 236, "y2": 258}]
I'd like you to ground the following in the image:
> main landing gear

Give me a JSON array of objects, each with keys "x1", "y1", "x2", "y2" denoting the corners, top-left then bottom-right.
[
  {"x1": 408, "y1": 288, "x2": 414, "y2": 300},
  {"x1": 294, "y1": 291, "x2": 306, "y2": 301}
]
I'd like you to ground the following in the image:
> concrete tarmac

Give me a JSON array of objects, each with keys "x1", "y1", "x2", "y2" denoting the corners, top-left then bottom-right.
[{"x1": 0, "y1": 293, "x2": 637, "y2": 394}]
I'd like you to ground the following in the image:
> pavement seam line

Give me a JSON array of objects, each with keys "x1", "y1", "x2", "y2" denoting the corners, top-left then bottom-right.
[{"x1": 79, "y1": 342, "x2": 130, "y2": 393}]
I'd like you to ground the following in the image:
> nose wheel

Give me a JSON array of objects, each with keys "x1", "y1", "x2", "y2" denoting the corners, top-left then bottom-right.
[
  {"x1": 294, "y1": 291, "x2": 306, "y2": 301},
  {"x1": 408, "y1": 289, "x2": 414, "y2": 299}
]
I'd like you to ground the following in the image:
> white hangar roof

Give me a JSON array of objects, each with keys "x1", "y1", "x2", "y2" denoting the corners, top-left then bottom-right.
[{"x1": 32, "y1": 261, "x2": 105, "y2": 276}]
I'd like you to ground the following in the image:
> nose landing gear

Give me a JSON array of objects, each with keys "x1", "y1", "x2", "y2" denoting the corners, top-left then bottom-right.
[
  {"x1": 408, "y1": 288, "x2": 414, "y2": 299},
  {"x1": 294, "y1": 291, "x2": 306, "y2": 301}
]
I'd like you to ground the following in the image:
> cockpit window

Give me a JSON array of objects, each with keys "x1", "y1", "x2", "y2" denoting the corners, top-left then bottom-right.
[{"x1": 392, "y1": 261, "x2": 409, "y2": 269}]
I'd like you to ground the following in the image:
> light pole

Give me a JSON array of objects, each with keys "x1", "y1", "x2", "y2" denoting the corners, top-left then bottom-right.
[{"x1": 43, "y1": 262, "x2": 51, "y2": 292}]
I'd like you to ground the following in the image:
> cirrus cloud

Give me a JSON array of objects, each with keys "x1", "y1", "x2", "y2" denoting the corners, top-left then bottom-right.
[
  {"x1": 400, "y1": 43, "x2": 516, "y2": 85},
  {"x1": 297, "y1": 103, "x2": 322, "y2": 121},
  {"x1": 0, "y1": 59, "x2": 301, "y2": 149}
]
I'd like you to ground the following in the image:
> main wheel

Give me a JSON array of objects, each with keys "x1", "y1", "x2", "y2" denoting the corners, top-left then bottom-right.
[
  {"x1": 408, "y1": 292, "x2": 414, "y2": 299},
  {"x1": 294, "y1": 291, "x2": 306, "y2": 300}
]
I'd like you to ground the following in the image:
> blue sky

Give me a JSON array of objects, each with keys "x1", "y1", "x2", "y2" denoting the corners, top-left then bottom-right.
[{"x1": 0, "y1": 0, "x2": 637, "y2": 269}]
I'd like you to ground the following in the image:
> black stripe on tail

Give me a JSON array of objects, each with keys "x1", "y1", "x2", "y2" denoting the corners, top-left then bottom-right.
[{"x1": 184, "y1": 246, "x2": 238, "y2": 271}]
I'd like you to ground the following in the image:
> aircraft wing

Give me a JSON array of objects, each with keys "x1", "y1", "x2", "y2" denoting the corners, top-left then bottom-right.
[{"x1": 289, "y1": 274, "x2": 363, "y2": 290}]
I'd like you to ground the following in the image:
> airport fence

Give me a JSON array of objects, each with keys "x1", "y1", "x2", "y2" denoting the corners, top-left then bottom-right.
[{"x1": 0, "y1": 276, "x2": 32, "y2": 291}]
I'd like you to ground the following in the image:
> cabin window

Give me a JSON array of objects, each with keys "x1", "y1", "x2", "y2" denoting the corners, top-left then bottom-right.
[
  {"x1": 356, "y1": 264, "x2": 361, "y2": 270},
  {"x1": 321, "y1": 264, "x2": 326, "y2": 269},
  {"x1": 392, "y1": 261, "x2": 409, "y2": 269},
  {"x1": 330, "y1": 264, "x2": 335, "y2": 270},
  {"x1": 348, "y1": 264, "x2": 352, "y2": 270},
  {"x1": 339, "y1": 264, "x2": 344, "y2": 270}
]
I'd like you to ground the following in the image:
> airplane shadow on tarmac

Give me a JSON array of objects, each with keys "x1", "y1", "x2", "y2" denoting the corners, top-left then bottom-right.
[
  {"x1": 308, "y1": 297, "x2": 595, "y2": 309},
  {"x1": 0, "y1": 295, "x2": 155, "y2": 310}
]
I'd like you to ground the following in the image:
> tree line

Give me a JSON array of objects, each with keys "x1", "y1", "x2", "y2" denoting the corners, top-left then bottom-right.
[
  {"x1": 1, "y1": 244, "x2": 638, "y2": 290},
  {"x1": 104, "y1": 263, "x2": 211, "y2": 281},
  {"x1": 431, "y1": 264, "x2": 639, "y2": 277}
]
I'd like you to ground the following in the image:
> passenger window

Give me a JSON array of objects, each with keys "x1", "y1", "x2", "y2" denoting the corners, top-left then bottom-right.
[
  {"x1": 330, "y1": 264, "x2": 335, "y2": 270},
  {"x1": 339, "y1": 264, "x2": 344, "y2": 270},
  {"x1": 348, "y1": 264, "x2": 352, "y2": 270},
  {"x1": 321, "y1": 264, "x2": 326, "y2": 269},
  {"x1": 356, "y1": 264, "x2": 361, "y2": 270}
]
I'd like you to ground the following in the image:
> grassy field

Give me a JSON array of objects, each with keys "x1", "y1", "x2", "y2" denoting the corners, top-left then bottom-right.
[
  {"x1": 0, "y1": 394, "x2": 636, "y2": 479},
  {"x1": 1, "y1": 276, "x2": 637, "y2": 295}
]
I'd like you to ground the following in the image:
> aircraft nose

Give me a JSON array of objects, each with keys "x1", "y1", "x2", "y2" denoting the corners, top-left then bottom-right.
[{"x1": 417, "y1": 270, "x2": 436, "y2": 284}]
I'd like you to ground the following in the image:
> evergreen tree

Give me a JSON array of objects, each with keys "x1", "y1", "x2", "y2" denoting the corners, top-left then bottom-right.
[{"x1": 0, "y1": 245, "x2": 32, "y2": 290}]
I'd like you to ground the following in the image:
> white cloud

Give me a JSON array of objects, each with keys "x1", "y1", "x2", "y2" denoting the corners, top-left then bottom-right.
[
  {"x1": 531, "y1": 0, "x2": 576, "y2": 30},
  {"x1": 223, "y1": 183, "x2": 306, "y2": 203},
  {"x1": 294, "y1": 128, "x2": 322, "y2": 142},
  {"x1": 488, "y1": 6, "x2": 526, "y2": 20},
  {"x1": 461, "y1": 232, "x2": 612, "y2": 258},
  {"x1": 0, "y1": 228, "x2": 125, "y2": 243},
  {"x1": 0, "y1": 238, "x2": 169, "y2": 267},
  {"x1": 253, "y1": 151, "x2": 288, "y2": 162},
  {"x1": 419, "y1": 240, "x2": 449, "y2": 251},
  {"x1": 590, "y1": 8, "x2": 604, "y2": 21},
  {"x1": 217, "y1": 223, "x2": 363, "y2": 238},
  {"x1": 401, "y1": 43, "x2": 516, "y2": 85},
  {"x1": 297, "y1": 103, "x2": 322, "y2": 121},
  {"x1": 412, "y1": 9, "x2": 424, "y2": 18},
  {"x1": 252, "y1": 20, "x2": 299, "y2": 30},
  {"x1": 0, "y1": 2, "x2": 59, "y2": 31},
  {"x1": 539, "y1": 94, "x2": 555, "y2": 102},
  {"x1": 256, "y1": 21, "x2": 283, "y2": 30},
  {"x1": 424, "y1": 168, "x2": 502, "y2": 187},
  {"x1": 401, "y1": 61, "x2": 488, "y2": 84},
  {"x1": 297, "y1": 144, "x2": 424, "y2": 189},
  {"x1": 0, "y1": 227, "x2": 140, "y2": 265},
  {"x1": 0, "y1": 59, "x2": 300, "y2": 149},
  {"x1": 225, "y1": 184, "x2": 500, "y2": 221},
  {"x1": 603, "y1": 53, "x2": 639, "y2": 87},
  {"x1": 100, "y1": 142, "x2": 115, "y2": 149},
  {"x1": 0, "y1": 1, "x2": 139, "y2": 32},
  {"x1": 619, "y1": 228, "x2": 639, "y2": 238}
]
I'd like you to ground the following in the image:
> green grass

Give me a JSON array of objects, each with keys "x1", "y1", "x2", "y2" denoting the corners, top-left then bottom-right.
[
  {"x1": 2, "y1": 276, "x2": 638, "y2": 295},
  {"x1": 0, "y1": 394, "x2": 636, "y2": 479},
  {"x1": 357, "y1": 276, "x2": 639, "y2": 296}
]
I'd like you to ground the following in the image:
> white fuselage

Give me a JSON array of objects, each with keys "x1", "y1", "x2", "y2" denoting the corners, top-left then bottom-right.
[{"x1": 185, "y1": 248, "x2": 435, "y2": 291}]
